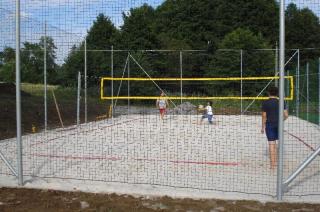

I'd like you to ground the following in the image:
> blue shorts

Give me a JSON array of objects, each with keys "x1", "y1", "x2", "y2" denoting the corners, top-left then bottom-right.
[
  {"x1": 202, "y1": 114, "x2": 213, "y2": 124},
  {"x1": 265, "y1": 123, "x2": 278, "y2": 141}
]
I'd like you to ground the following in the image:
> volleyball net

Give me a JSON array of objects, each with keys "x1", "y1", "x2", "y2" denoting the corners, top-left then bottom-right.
[{"x1": 101, "y1": 76, "x2": 294, "y2": 101}]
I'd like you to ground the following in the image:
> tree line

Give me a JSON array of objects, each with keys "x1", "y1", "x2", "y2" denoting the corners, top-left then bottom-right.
[{"x1": 0, "y1": 1, "x2": 319, "y2": 96}]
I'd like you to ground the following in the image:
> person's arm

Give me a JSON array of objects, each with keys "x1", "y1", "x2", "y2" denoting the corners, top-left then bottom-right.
[
  {"x1": 156, "y1": 100, "x2": 159, "y2": 108},
  {"x1": 284, "y1": 109, "x2": 289, "y2": 120},
  {"x1": 166, "y1": 99, "x2": 169, "y2": 108},
  {"x1": 261, "y1": 112, "x2": 267, "y2": 134},
  {"x1": 283, "y1": 101, "x2": 289, "y2": 120}
]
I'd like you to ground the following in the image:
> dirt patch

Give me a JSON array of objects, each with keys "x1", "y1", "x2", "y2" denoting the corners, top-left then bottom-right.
[
  {"x1": 0, "y1": 188, "x2": 319, "y2": 212},
  {"x1": 0, "y1": 89, "x2": 107, "y2": 140}
]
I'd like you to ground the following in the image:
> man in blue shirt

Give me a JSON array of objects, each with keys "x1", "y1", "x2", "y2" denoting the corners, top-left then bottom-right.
[{"x1": 261, "y1": 86, "x2": 288, "y2": 170}]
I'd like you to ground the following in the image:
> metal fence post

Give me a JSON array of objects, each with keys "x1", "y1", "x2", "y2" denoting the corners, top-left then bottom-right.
[
  {"x1": 16, "y1": 0, "x2": 23, "y2": 186},
  {"x1": 84, "y1": 38, "x2": 87, "y2": 123},
  {"x1": 319, "y1": 58, "x2": 320, "y2": 126},
  {"x1": 307, "y1": 62, "x2": 309, "y2": 122},
  {"x1": 277, "y1": 0, "x2": 285, "y2": 201},
  {"x1": 283, "y1": 144, "x2": 320, "y2": 188},
  {"x1": 240, "y1": 49, "x2": 243, "y2": 114},
  {"x1": 275, "y1": 43, "x2": 279, "y2": 87},
  {"x1": 77, "y1": 72, "x2": 81, "y2": 126},
  {"x1": 180, "y1": 51, "x2": 183, "y2": 108},
  {"x1": 44, "y1": 22, "x2": 47, "y2": 131}
]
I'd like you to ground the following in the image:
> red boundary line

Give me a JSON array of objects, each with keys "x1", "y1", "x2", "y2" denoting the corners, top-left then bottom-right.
[
  {"x1": 285, "y1": 130, "x2": 316, "y2": 152},
  {"x1": 170, "y1": 160, "x2": 239, "y2": 166},
  {"x1": 31, "y1": 154, "x2": 240, "y2": 166},
  {"x1": 32, "y1": 154, "x2": 121, "y2": 161}
]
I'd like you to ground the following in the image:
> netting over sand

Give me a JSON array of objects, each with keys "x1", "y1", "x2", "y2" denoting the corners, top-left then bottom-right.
[{"x1": 1, "y1": 113, "x2": 319, "y2": 197}]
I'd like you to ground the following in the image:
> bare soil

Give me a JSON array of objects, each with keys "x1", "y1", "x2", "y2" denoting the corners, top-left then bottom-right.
[
  {"x1": 0, "y1": 89, "x2": 106, "y2": 140},
  {"x1": 0, "y1": 187, "x2": 320, "y2": 212}
]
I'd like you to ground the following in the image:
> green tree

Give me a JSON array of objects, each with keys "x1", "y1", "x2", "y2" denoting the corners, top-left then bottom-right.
[
  {"x1": 60, "y1": 14, "x2": 119, "y2": 86},
  {"x1": 154, "y1": 0, "x2": 278, "y2": 51},
  {"x1": 40, "y1": 36, "x2": 58, "y2": 84},
  {"x1": 86, "y1": 14, "x2": 118, "y2": 50},
  {"x1": 0, "y1": 47, "x2": 15, "y2": 82},
  {"x1": 20, "y1": 36, "x2": 58, "y2": 84},
  {"x1": 286, "y1": 3, "x2": 320, "y2": 64},
  {"x1": 119, "y1": 4, "x2": 159, "y2": 50},
  {"x1": 208, "y1": 28, "x2": 274, "y2": 95}
]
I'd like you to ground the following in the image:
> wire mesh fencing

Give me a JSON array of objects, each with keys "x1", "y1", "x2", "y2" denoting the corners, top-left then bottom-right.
[{"x1": 0, "y1": 0, "x2": 319, "y2": 201}]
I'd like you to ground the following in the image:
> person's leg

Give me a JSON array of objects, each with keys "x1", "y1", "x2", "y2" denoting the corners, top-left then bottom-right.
[
  {"x1": 265, "y1": 124, "x2": 278, "y2": 170},
  {"x1": 161, "y1": 109, "x2": 165, "y2": 119},
  {"x1": 160, "y1": 109, "x2": 166, "y2": 120},
  {"x1": 269, "y1": 141, "x2": 277, "y2": 169},
  {"x1": 208, "y1": 115, "x2": 213, "y2": 124},
  {"x1": 200, "y1": 114, "x2": 207, "y2": 124}
]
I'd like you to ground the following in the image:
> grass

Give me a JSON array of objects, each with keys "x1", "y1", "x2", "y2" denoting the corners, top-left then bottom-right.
[
  {"x1": 289, "y1": 102, "x2": 320, "y2": 125},
  {"x1": 298, "y1": 112, "x2": 319, "y2": 125},
  {"x1": 21, "y1": 83, "x2": 58, "y2": 96},
  {"x1": 21, "y1": 83, "x2": 104, "y2": 105}
]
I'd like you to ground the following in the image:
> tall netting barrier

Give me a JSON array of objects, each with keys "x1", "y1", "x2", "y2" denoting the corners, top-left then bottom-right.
[
  {"x1": 0, "y1": 0, "x2": 319, "y2": 201},
  {"x1": 0, "y1": 2, "x2": 18, "y2": 177},
  {"x1": 281, "y1": 1, "x2": 320, "y2": 198}
]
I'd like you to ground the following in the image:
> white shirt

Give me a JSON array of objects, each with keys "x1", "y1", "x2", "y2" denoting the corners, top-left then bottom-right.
[
  {"x1": 158, "y1": 99, "x2": 167, "y2": 109},
  {"x1": 206, "y1": 105, "x2": 213, "y2": 115}
]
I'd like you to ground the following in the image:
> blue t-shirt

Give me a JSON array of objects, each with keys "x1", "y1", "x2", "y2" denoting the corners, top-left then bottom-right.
[{"x1": 262, "y1": 98, "x2": 287, "y2": 127}]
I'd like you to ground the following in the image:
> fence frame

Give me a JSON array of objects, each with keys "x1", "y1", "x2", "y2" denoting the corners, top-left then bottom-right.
[{"x1": 6, "y1": 0, "x2": 319, "y2": 200}]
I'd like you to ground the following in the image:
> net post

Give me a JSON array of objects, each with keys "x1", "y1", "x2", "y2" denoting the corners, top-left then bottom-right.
[
  {"x1": 286, "y1": 71, "x2": 290, "y2": 111},
  {"x1": 15, "y1": 0, "x2": 23, "y2": 186},
  {"x1": 44, "y1": 21, "x2": 47, "y2": 132},
  {"x1": 319, "y1": 57, "x2": 320, "y2": 126},
  {"x1": 296, "y1": 49, "x2": 300, "y2": 118},
  {"x1": 111, "y1": 46, "x2": 114, "y2": 124},
  {"x1": 128, "y1": 51, "x2": 130, "y2": 116},
  {"x1": 277, "y1": 0, "x2": 285, "y2": 201},
  {"x1": 84, "y1": 38, "x2": 87, "y2": 123},
  {"x1": 307, "y1": 62, "x2": 309, "y2": 122}
]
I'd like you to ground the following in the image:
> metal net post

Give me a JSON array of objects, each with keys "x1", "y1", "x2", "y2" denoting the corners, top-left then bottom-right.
[
  {"x1": 296, "y1": 49, "x2": 300, "y2": 117},
  {"x1": 128, "y1": 51, "x2": 130, "y2": 116}
]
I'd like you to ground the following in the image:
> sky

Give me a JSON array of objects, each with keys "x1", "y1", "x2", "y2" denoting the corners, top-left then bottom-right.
[
  {"x1": 0, "y1": 0, "x2": 165, "y2": 63},
  {"x1": 0, "y1": 0, "x2": 319, "y2": 63}
]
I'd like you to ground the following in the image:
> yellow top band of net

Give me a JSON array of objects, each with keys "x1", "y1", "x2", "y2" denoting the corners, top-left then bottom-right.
[{"x1": 100, "y1": 76, "x2": 294, "y2": 101}]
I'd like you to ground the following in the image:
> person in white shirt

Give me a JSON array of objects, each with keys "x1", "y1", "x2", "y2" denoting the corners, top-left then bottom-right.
[
  {"x1": 200, "y1": 101, "x2": 214, "y2": 124},
  {"x1": 156, "y1": 91, "x2": 169, "y2": 120}
]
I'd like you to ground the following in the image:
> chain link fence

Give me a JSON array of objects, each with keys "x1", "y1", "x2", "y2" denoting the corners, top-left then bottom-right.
[{"x1": 0, "y1": 0, "x2": 319, "y2": 201}]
